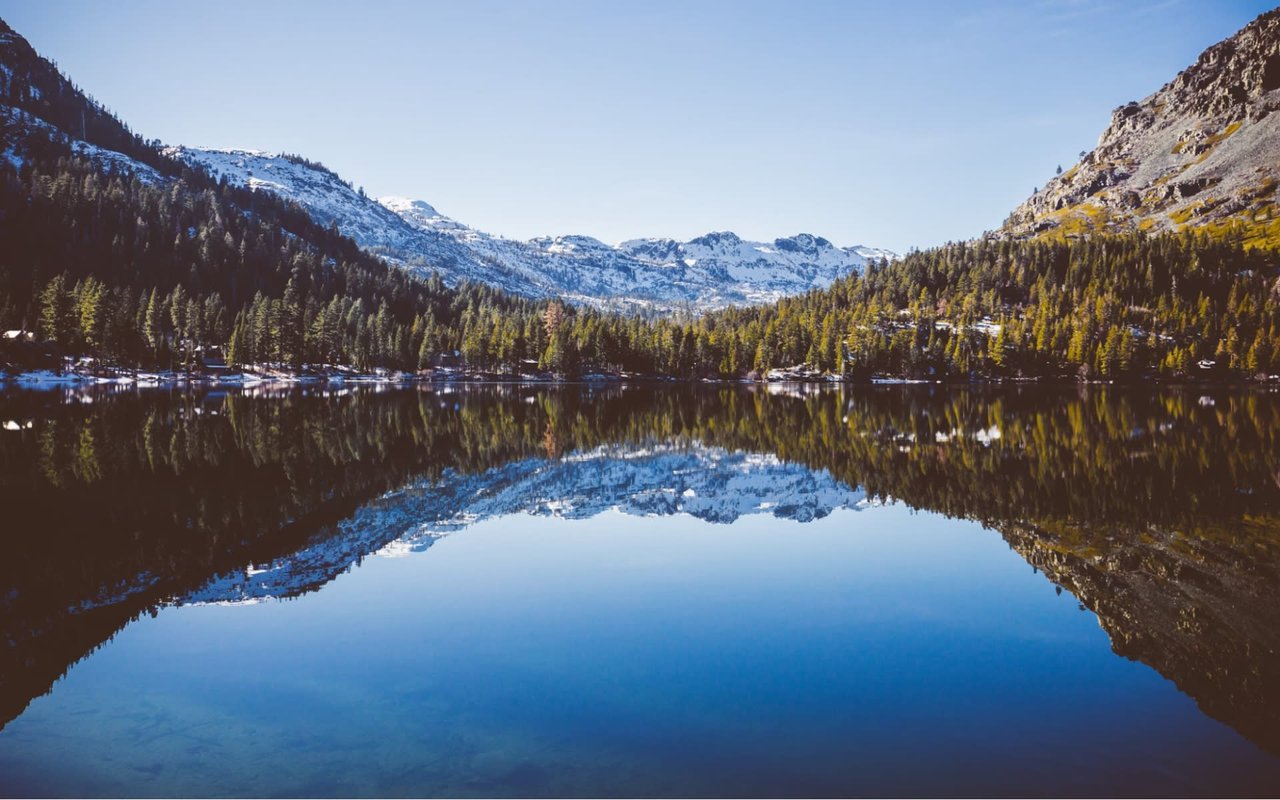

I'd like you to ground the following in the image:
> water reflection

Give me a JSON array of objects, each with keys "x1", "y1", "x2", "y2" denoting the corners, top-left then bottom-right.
[{"x1": 1, "y1": 383, "x2": 1278, "y2": 764}]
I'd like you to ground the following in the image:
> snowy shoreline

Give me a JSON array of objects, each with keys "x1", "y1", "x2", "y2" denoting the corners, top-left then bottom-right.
[
  {"x1": 0, "y1": 368, "x2": 421, "y2": 390},
  {"x1": 3, "y1": 367, "x2": 1271, "y2": 392}
]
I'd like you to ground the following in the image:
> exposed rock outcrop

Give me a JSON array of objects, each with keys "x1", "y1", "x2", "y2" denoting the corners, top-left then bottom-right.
[{"x1": 1002, "y1": 10, "x2": 1280, "y2": 245}]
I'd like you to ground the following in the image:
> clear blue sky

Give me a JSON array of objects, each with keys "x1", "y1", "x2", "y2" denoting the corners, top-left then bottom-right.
[{"x1": 0, "y1": 0, "x2": 1274, "y2": 252}]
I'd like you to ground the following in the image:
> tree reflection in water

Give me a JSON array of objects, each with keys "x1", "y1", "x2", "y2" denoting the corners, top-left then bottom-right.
[{"x1": 1, "y1": 383, "x2": 1278, "y2": 754}]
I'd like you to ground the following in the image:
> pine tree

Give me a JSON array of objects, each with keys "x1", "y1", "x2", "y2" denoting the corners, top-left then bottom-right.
[{"x1": 39, "y1": 274, "x2": 76, "y2": 351}]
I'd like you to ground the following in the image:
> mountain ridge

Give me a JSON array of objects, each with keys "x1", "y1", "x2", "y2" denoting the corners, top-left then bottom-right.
[
  {"x1": 167, "y1": 145, "x2": 894, "y2": 312},
  {"x1": 1, "y1": 11, "x2": 895, "y2": 318}
]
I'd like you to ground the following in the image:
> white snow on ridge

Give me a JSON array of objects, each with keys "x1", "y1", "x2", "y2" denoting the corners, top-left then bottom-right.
[
  {"x1": 1, "y1": 105, "x2": 163, "y2": 184},
  {"x1": 163, "y1": 146, "x2": 425, "y2": 252},
  {"x1": 617, "y1": 230, "x2": 892, "y2": 293},
  {"x1": 379, "y1": 195, "x2": 468, "y2": 233},
  {"x1": 165, "y1": 146, "x2": 895, "y2": 313}
]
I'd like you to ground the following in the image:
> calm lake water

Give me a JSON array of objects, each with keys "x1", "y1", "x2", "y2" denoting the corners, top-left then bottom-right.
[{"x1": 0, "y1": 383, "x2": 1278, "y2": 797}]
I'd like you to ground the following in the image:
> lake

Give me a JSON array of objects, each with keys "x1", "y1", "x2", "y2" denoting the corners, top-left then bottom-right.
[{"x1": 0, "y1": 383, "x2": 1278, "y2": 797}]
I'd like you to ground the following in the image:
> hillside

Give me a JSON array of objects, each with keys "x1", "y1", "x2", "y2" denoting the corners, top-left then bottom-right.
[
  {"x1": 169, "y1": 146, "x2": 893, "y2": 312},
  {"x1": 1003, "y1": 9, "x2": 1280, "y2": 246},
  {"x1": 0, "y1": 17, "x2": 554, "y2": 374}
]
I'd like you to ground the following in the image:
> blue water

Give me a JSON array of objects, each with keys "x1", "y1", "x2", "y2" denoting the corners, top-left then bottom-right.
[{"x1": 2, "y1": 504, "x2": 1276, "y2": 797}]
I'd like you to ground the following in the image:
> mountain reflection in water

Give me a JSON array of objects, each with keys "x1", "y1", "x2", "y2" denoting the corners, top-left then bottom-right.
[{"x1": 1, "y1": 383, "x2": 1278, "y2": 780}]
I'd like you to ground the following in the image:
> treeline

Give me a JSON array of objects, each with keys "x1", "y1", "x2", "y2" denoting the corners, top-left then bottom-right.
[
  {"x1": 13, "y1": 212, "x2": 1280, "y2": 381},
  {"x1": 822, "y1": 234, "x2": 1280, "y2": 379},
  {"x1": 5, "y1": 114, "x2": 1280, "y2": 381}
]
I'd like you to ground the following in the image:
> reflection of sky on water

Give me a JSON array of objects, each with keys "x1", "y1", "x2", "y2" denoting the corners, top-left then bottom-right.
[{"x1": 3, "y1": 503, "x2": 1277, "y2": 798}]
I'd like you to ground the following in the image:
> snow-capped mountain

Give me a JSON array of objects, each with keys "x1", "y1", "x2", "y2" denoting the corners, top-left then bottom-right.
[
  {"x1": 183, "y1": 444, "x2": 871, "y2": 605},
  {"x1": 4, "y1": 13, "x2": 892, "y2": 314},
  {"x1": 168, "y1": 146, "x2": 893, "y2": 312}
]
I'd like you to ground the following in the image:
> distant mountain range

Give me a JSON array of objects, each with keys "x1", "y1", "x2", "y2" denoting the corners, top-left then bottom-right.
[
  {"x1": 166, "y1": 146, "x2": 893, "y2": 312},
  {"x1": 1002, "y1": 8, "x2": 1280, "y2": 246},
  {"x1": 0, "y1": 13, "x2": 893, "y2": 316}
]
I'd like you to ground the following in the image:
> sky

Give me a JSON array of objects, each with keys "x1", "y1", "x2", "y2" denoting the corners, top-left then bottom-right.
[{"x1": 0, "y1": 0, "x2": 1274, "y2": 253}]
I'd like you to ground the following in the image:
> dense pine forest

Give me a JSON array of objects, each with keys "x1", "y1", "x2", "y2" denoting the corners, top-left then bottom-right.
[
  {"x1": 6, "y1": 152, "x2": 1279, "y2": 381},
  {"x1": 2, "y1": 18, "x2": 1279, "y2": 382}
]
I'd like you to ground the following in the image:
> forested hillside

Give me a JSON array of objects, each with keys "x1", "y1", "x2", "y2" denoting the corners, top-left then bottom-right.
[
  {"x1": 740, "y1": 233, "x2": 1280, "y2": 380},
  {"x1": 0, "y1": 18, "x2": 546, "y2": 372},
  {"x1": 616, "y1": 232, "x2": 1280, "y2": 381}
]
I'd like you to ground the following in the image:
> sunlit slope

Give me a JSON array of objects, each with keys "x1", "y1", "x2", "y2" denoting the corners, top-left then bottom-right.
[{"x1": 1002, "y1": 9, "x2": 1280, "y2": 247}]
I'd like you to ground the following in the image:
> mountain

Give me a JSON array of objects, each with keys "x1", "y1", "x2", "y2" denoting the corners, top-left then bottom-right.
[
  {"x1": 169, "y1": 146, "x2": 893, "y2": 312},
  {"x1": 0, "y1": 18, "x2": 580, "y2": 378},
  {"x1": 2, "y1": 13, "x2": 1276, "y2": 383},
  {"x1": 1, "y1": 13, "x2": 892, "y2": 321},
  {"x1": 1003, "y1": 9, "x2": 1280, "y2": 246}
]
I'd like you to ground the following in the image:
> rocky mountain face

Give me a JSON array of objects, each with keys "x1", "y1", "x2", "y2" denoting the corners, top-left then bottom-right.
[
  {"x1": 170, "y1": 147, "x2": 893, "y2": 313},
  {"x1": 1003, "y1": 9, "x2": 1280, "y2": 246}
]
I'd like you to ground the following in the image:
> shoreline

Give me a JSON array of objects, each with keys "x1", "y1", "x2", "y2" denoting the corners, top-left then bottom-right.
[{"x1": 2, "y1": 366, "x2": 1277, "y2": 392}]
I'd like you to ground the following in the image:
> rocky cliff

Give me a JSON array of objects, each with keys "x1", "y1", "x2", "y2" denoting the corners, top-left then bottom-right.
[{"x1": 1003, "y1": 9, "x2": 1280, "y2": 246}]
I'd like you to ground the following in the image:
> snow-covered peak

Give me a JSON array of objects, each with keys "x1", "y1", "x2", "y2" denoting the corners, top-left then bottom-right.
[
  {"x1": 530, "y1": 234, "x2": 615, "y2": 255},
  {"x1": 618, "y1": 237, "x2": 682, "y2": 261},
  {"x1": 848, "y1": 244, "x2": 897, "y2": 263},
  {"x1": 163, "y1": 146, "x2": 425, "y2": 253},
  {"x1": 378, "y1": 195, "x2": 445, "y2": 225},
  {"x1": 776, "y1": 233, "x2": 829, "y2": 253},
  {"x1": 688, "y1": 230, "x2": 743, "y2": 249},
  {"x1": 378, "y1": 195, "x2": 439, "y2": 217},
  {"x1": 164, "y1": 145, "x2": 896, "y2": 313}
]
